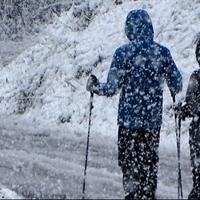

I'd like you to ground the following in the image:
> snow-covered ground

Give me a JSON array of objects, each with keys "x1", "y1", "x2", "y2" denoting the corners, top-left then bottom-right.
[
  {"x1": 0, "y1": 185, "x2": 21, "y2": 199},
  {"x1": 0, "y1": 117, "x2": 193, "y2": 199},
  {"x1": 0, "y1": 36, "x2": 37, "y2": 67},
  {"x1": 0, "y1": 0, "x2": 200, "y2": 198}
]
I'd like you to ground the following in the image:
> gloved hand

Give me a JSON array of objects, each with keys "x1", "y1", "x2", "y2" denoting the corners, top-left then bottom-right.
[
  {"x1": 86, "y1": 75, "x2": 99, "y2": 93},
  {"x1": 180, "y1": 103, "x2": 193, "y2": 120},
  {"x1": 174, "y1": 102, "x2": 191, "y2": 121},
  {"x1": 174, "y1": 102, "x2": 183, "y2": 117}
]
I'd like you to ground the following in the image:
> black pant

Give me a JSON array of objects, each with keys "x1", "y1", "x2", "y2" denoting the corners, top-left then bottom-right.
[
  {"x1": 188, "y1": 120, "x2": 200, "y2": 199},
  {"x1": 118, "y1": 127, "x2": 160, "y2": 199}
]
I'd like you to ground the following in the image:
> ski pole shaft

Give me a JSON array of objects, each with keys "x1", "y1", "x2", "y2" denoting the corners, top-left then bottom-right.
[
  {"x1": 171, "y1": 93, "x2": 183, "y2": 199},
  {"x1": 178, "y1": 117, "x2": 183, "y2": 199},
  {"x1": 82, "y1": 92, "x2": 94, "y2": 199}
]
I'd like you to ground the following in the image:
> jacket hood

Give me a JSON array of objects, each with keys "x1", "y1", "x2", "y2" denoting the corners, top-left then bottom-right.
[{"x1": 125, "y1": 9, "x2": 154, "y2": 42}]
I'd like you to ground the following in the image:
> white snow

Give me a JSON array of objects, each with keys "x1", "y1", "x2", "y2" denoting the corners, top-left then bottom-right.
[
  {"x1": 0, "y1": 0, "x2": 200, "y2": 198},
  {"x1": 0, "y1": 187, "x2": 21, "y2": 199}
]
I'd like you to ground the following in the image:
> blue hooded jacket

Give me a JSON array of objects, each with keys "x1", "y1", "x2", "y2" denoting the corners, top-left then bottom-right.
[{"x1": 94, "y1": 9, "x2": 182, "y2": 128}]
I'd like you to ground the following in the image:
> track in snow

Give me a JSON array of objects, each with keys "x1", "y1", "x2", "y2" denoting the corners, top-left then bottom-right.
[{"x1": 0, "y1": 123, "x2": 193, "y2": 199}]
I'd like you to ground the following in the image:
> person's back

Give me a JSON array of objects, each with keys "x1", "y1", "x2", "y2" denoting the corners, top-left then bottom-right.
[
  {"x1": 117, "y1": 40, "x2": 179, "y2": 128},
  {"x1": 86, "y1": 9, "x2": 182, "y2": 199},
  {"x1": 183, "y1": 39, "x2": 200, "y2": 118},
  {"x1": 92, "y1": 10, "x2": 182, "y2": 129},
  {"x1": 179, "y1": 39, "x2": 200, "y2": 199},
  {"x1": 185, "y1": 69, "x2": 200, "y2": 114}
]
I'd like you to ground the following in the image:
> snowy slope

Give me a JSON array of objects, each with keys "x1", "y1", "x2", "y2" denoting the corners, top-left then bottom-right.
[
  {"x1": 0, "y1": 0, "x2": 199, "y2": 135},
  {"x1": 0, "y1": 0, "x2": 199, "y2": 198}
]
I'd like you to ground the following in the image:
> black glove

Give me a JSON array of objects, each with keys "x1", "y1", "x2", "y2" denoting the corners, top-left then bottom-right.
[
  {"x1": 174, "y1": 102, "x2": 192, "y2": 120},
  {"x1": 174, "y1": 102, "x2": 182, "y2": 116},
  {"x1": 86, "y1": 75, "x2": 99, "y2": 93}
]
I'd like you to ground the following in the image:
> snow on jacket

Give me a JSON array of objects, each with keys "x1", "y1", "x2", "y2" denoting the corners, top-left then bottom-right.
[
  {"x1": 184, "y1": 69, "x2": 200, "y2": 118},
  {"x1": 94, "y1": 9, "x2": 182, "y2": 128}
]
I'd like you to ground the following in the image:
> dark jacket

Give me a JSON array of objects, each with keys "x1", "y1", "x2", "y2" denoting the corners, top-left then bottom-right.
[
  {"x1": 182, "y1": 70, "x2": 200, "y2": 118},
  {"x1": 94, "y1": 9, "x2": 182, "y2": 128}
]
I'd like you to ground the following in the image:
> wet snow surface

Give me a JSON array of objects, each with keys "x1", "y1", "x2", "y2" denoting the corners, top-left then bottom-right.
[
  {"x1": 0, "y1": 0, "x2": 200, "y2": 198},
  {"x1": 0, "y1": 119, "x2": 193, "y2": 199}
]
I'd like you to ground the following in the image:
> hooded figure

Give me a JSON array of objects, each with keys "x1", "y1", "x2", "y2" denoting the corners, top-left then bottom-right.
[
  {"x1": 179, "y1": 39, "x2": 200, "y2": 199},
  {"x1": 87, "y1": 10, "x2": 182, "y2": 199}
]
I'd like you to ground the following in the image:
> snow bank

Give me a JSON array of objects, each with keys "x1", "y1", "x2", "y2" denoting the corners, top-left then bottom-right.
[
  {"x1": 0, "y1": 187, "x2": 21, "y2": 199},
  {"x1": 0, "y1": 0, "x2": 199, "y2": 144}
]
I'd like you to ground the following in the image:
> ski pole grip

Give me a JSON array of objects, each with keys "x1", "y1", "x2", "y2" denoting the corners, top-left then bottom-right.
[
  {"x1": 91, "y1": 92, "x2": 94, "y2": 98},
  {"x1": 90, "y1": 92, "x2": 94, "y2": 110},
  {"x1": 170, "y1": 91, "x2": 176, "y2": 103}
]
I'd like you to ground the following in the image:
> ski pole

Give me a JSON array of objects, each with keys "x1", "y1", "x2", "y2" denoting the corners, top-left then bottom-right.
[
  {"x1": 171, "y1": 93, "x2": 183, "y2": 200},
  {"x1": 178, "y1": 115, "x2": 183, "y2": 199},
  {"x1": 82, "y1": 92, "x2": 94, "y2": 199}
]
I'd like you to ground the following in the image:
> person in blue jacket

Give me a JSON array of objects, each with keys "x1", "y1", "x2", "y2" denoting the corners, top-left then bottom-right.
[{"x1": 86, "y1": 9, "x2": 182, "y2": 199}]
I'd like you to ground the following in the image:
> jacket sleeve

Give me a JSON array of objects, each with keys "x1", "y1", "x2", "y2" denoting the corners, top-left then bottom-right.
[
  {"x1": 184, "y1": 72, "x2": 200, "y2": 117},
  {"x1": 164, "y1": 50, "x2": 183, "y2": 95},
  {"x1": 94, "y1": 48, "x2": 126, "y2": 97}
]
